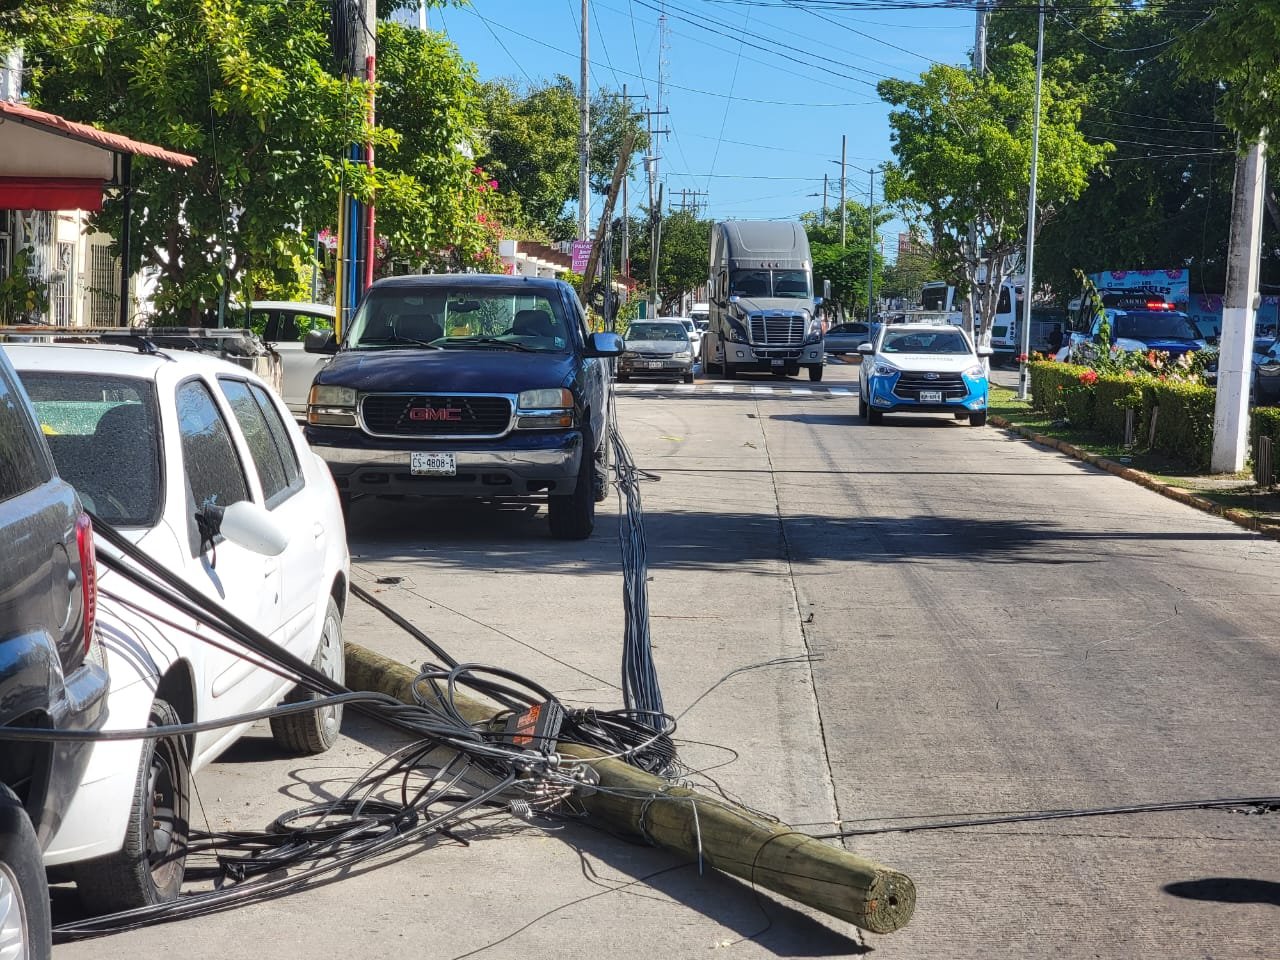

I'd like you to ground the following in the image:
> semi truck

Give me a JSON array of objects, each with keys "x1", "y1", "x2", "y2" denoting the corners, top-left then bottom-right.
[{"x1": 700, "y1": 221, "x2": 826, "y2": 381}]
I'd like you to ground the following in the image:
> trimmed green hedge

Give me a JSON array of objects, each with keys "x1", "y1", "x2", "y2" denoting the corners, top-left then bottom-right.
[
  {"x1": 1252, "y1": 407, "x2": 1280, "y2": 483},
  {"x1": 1141, "y1": 380, "x2": 1216, "y2": 469},
  {"x1": 1027, "y1": 360, "x2": 1216, "y2": 469}
]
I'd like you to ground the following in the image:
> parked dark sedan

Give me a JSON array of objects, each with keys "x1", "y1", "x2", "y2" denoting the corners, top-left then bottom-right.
[
  {"x1": 825, "y1": 322, "x2": 881, "y2": 355},
  {"x1": 0, "y1": 344, "x2": 109, "y2": 959}
]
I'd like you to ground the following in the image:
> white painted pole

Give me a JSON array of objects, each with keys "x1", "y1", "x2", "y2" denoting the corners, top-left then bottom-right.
[
  {"x1": 1016, "y1": 5, "x2": 1044, "y2": 401},
  {"x1": 1211, "y1": 138, "x2": 1267, "y2": 473}
]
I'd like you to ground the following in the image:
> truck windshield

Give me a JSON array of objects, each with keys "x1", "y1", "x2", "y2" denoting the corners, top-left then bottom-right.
[
  {"x1": 729, "y1": 269, "x2": 810, "y2": 299},
  {"x1": 1112, "y1": 312, "x2": 1200, "y2": 341},
  {"x1": 347, "y1": 288, "x2": 571, "y2": 353}
]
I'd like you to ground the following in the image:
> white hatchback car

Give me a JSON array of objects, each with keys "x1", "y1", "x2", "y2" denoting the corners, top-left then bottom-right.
[{"x1": 8, "y1": 342, "x2": 350, "y2": 913}]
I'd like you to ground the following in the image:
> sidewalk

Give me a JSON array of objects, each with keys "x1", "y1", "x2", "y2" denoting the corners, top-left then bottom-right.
[{"x1": 988, "y1": 388, "x2": 1280, "y2": 538}]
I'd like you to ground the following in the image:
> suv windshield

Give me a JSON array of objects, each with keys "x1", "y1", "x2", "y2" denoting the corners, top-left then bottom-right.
[
  {"x1": 20, "y1": 374, "x2": 163, "y2": 527},
  {"x1": 881, "y1": 330, "x2": 971, "y2": 355},
  {"x1": 628, "y1": 323, "x2": 689, "y2": 342},
  {"x1": 1112, "y1": 312, "x2": 1200, "y2": 341},
  {"x1": 347, "y1": 288, "x2": 572, "y2": 353},
  {"x1": 729, "y1": 269, "x2": 810, "y2": 299}
]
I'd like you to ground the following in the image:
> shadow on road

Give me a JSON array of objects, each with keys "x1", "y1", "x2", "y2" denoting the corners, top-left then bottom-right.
[
  {"x1": 1164, "y1": 877, "x2": 1280, "y2": 906},
  {"x1": 346, "y1": 497, "x2": 1254, "y2": 574}
]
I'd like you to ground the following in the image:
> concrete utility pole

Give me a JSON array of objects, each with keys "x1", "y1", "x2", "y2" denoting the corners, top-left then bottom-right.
[
  {"x1": 1212, "y1": 138, "x2": 1268, "y2": 472},
  {"x1": 974, "y1": 1, "x2": 989, "y2": 75},
  {"x1": 1017, "y1": 5, "x2": 1044, "y2": 400},
  {"x1": 822, "y1": 173, "x2": 829, "y2": 226},
  {"x1": 839, "y1": 134, "x2": 847, "y2": 248},
  {"x1": 578, "y1": 0, "x2": 590, "y2": 241}
]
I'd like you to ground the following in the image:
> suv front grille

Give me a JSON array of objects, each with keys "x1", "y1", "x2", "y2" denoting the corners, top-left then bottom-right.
[
  {"x1": 360, "y1": 394, "x2": 513, "y2": 438},
  {"x1": 893, "y1": 371, "x2": 968, "y2": 401},
  {"x1": 749, "y1": 313, "x2": 805, "y2": 345}
]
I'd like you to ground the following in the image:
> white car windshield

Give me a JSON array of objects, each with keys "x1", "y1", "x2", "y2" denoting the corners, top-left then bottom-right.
[
  {"x1": 20, "y1": 373, "x2": 163, "y2": 527},
  {"x1": 880, "y1": 330, "x2": 972, "y2": 355},
  {"x1": 628, "y1": 323, "x2": 690, "y2": 343},
  {"x1": 347, "y1": 288, "x2": 571, "y2": 353}
]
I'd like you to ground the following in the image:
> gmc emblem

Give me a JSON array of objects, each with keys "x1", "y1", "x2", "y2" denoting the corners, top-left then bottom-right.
[{"x1": 409, "y1": 406, "x2": 463, "y2": 422}]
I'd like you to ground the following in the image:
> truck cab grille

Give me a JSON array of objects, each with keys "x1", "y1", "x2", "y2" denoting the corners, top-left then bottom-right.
[
  {"x1": 748, "y1": 313, "x2": 805, "y2": 346},
  {"x1": 360, "y1": 394, "x2": 513, "y2": 438}
]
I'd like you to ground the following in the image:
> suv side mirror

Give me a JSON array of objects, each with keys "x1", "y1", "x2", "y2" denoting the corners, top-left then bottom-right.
[
  {"x1": 304, "y1": 329, "x2": 338, "y2": 354},
  {"x1": 587, "y1": 332, "x2": 624, "y2": 357},
  {"x1": 976, "y1": 345, "x2": 994, "y2": 357},
  {"x1": 856, "y1": 343, "x2": 874, "y2": 355}
]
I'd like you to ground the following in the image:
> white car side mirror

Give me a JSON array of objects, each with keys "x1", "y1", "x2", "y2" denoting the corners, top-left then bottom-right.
[{"x1": 217, "y1": 500, "x2": 290, "y2": 556}]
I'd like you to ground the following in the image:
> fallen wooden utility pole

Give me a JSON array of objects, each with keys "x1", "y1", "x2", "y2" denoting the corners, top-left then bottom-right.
[{"x1": 346, "y1": 643, "x2": 916, "y2": 935}]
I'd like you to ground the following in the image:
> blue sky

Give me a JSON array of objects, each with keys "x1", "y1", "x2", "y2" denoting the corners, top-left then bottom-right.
[{"x1": 428, "y1": 1, "x2": 978, "y2": 255}]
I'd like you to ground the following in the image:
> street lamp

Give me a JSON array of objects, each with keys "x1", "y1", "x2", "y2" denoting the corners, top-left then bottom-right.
[{"x1": 1017, "y1": 5, "x2": 1045, "y2": 401}]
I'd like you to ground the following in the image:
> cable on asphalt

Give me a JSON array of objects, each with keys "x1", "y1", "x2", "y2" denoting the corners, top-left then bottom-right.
[{"x1": 37, "y1": 511, "x2": 676, "y2": 939}]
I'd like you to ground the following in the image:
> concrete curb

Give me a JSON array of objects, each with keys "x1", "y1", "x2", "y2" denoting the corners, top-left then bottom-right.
[{"x1": 988, "y1": 414, "x2": 1280, "y2": 541}]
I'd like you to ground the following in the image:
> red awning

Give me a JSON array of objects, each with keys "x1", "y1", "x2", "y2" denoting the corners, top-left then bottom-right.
[{"x1": 0, "y1": 177, "x2": 106, "y2": 212}]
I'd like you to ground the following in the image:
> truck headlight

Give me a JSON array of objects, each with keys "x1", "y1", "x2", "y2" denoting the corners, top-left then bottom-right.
[
  {"x1": 727, "y1": 319, "x2": 749, "y2": 343},
  {"x1": 806, "y1": 318, "x2": 823, "y2": 342},
  {"x1": 517, "y1": 388, "x2": 573, "y2": 409},
  {"x1": 307, "y1": 385, "x2": 358, "y2": 427},
  {"x1": 516, "y1": 388, "x2": 575, "y2": 429}
]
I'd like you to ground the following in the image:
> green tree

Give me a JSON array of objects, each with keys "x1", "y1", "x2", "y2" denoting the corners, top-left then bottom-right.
[
  {"x1": 802, "y1": 201, "x2": 887, "y2": 320},
  {"x1": 879, "y1": 48, "x2": 1110, "y2": 337},
  {"x1": 17, "y1": 0, "x2": 491, "y2": 319},
  {"x1": 624, "y1": 209, "x2": 711, "y2": 310},
  {"x1": 474, "y1": 77, "x2": 647, "y2": 241},
  {"x1": 880, "y1": 240, "x2": 938, "y2": 305},
  {"x1": 989, "y1": 3, "x2": 1236, "y2": 298},
  {"x1": 1178, "y1": 0, "x2": 1279, "y2": 147}
]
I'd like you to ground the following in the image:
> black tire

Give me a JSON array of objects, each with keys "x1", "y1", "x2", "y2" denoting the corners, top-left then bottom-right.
[
  {"x1": 683, "y1": 369, "x2": 695, "y2": 384},
  {"x1": 593, "y1": 426, "x2": 611, "y2": 503},
  {"x1": 271, "y1": 597, "x2": 345, "y2": 755},
  {"x1": 549, "y1": 428, "x2": 596, "y2": 540},
  {"x1": 74, "y1": 699, "x2": 189, "y2": 914},
  {"x1": 857, "y1": 387, "x2": 868, "y2": 419},
  {"x1": 969, "y1": 410, "x2": 988, "y2": 427},
  {"x1": 867, "y1": 407, "x2": 884, "y2": 425},
  {"x1": 0, "y1": 784, "x2": 51, "y2": 960},
  {"x1": 807, "y1": 364, "x2": 824, "y2": 382}
]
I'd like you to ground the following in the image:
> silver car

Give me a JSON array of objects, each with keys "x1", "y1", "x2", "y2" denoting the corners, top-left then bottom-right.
[{"x1": 618, "y1": 320, "x2": 695, "y2": 383}]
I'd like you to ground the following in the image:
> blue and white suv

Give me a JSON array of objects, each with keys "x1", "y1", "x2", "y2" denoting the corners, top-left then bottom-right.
[{"x1": 857, "y1": 323, "x2": 992, "y2": 427}]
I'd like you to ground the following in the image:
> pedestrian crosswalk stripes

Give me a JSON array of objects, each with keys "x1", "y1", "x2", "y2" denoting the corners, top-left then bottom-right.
[{"x1": 614, "y1": 381, "x2": 859, "y2": 398}]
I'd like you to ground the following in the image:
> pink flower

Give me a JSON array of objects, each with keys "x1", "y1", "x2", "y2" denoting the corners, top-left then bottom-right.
[{"x1": 488, "y1": 179, "x2": 499, "y2": 191}]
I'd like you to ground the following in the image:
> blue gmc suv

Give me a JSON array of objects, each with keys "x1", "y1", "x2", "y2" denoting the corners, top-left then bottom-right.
[{"x1": 303, "y1": 274, "x2": 623, "y2": 540}]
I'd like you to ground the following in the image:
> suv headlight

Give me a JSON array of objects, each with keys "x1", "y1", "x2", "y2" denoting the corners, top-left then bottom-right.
[
  {"x1": 871, "y1": 361, "x2": 899, "y2": 378},
  {"x1": 516, "y1": 388, "x2": 575, "y2": 429},
  {"x1": 307, "y1": 385, "x2": 357, "y2": 427},
  {"x1": 964, "y1": 363, "x2": 986, "y2": 379}
]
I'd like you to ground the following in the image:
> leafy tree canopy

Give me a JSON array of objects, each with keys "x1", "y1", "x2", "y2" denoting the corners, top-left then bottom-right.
[
  {"x1": 622, "y1": 209, "x2": 710, "y2": 310},
  {"x1": 15, "y1": 0, "x2": 493, "y2": 319},
  {"x1": 878, "y1": 46, "x2": 1110, "y2": 333},
  {"x1": 801, "y1": 201, "x2": 888, "y2": 319}
]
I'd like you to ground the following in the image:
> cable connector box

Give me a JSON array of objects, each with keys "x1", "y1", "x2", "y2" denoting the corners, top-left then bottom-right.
[{"x1": 501, "y1": 700, "x2": 565, "y2": 753}]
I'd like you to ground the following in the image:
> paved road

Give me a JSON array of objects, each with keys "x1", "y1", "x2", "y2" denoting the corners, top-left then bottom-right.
[{"x1": 56, "y1": 364, "x2": 1278, "y2": 959}]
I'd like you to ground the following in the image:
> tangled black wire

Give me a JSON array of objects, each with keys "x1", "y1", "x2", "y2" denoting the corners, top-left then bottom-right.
[{"x1": 26, "y1": 514, "x2": 673, "y2": 940}]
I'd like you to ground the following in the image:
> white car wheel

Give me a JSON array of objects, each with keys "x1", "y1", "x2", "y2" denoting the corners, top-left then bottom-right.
[{"x1": 271, "y1": 597, "x2": 345, "y2": 755}]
